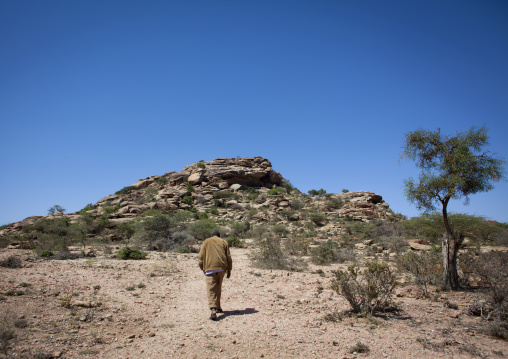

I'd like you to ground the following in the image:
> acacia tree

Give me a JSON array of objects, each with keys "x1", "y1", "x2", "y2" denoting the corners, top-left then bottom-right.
[{"x1": 402, "y1": 126, "x2": 505, "y2": 290}]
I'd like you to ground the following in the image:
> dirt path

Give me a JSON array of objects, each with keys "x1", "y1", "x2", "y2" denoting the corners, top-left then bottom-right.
[{"x1": 1, "y1": 247, "x2": 507, "y2": 358}]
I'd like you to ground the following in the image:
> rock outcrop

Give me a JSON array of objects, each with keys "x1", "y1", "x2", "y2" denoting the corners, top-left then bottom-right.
[{"x1": 0, "y1": 157, "x2": 398, "y2": 240}]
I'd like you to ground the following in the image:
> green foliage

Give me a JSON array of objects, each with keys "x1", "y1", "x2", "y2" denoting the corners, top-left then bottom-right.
[
  {"x1": 251, "y1": 237, "x2": 305, "y2": 271},
  {"x1": 115, "y1": 186, "x2": 138, "y2": 195},
  {"x1": 325, "y1": 197, "x2": 343, "y2": 210},
  {"x1": 403, "y1": 126, "x2": 505, "y2": 213},
  {"x1": 342, "y1": 221, "x2": 376, "y2": 239},
  {"x1": 213, "y1": 190, "x2": 241, "y2": 200},
  {"x1": 267, "y1": 188, "x2": 279, "y2": 195},
  {"x1": 117, "y1": 246, "x2": 147, "y2": 260},
  {"x1": 247, "y1": 192, "x2": 259, "y2": 201},
  {"x1": 284, "y1": 237, "x2": 309, "y2": 256},
  {"x1": 155, "y1": 176, "x2": 168, "y2": 185},
  {"x1": 331, "y1": 261, "x2": 397, "y2": 315},
  {"x1": 133, "y1": 212, "x2": 190, "y2": 250},
  {"x1": 80, "y1": 203, "x2": 96, "y2": 213},
  {"x1": 308, "y1": 188, "x2": 326, "y2": 197},
  {"x1": 226, "y1": 235, "x2": 243, "y2": 248},
  {"x1": 47, "y1": 204, "x2": 65, "y2": 215},
  {"x1": 311, "y1": 240, "x2": 355, "y2": 265},
  {"x1": 402, "y1": 213, "x2": 503, "y2": 245},
  {"x1": 182, "y1": 195, "x2": 194, "y2": 205},
  {"x1": 230, "y1": 221, "x2": 250, "y2": 238},
  {"x1": 309, "y1": 213, "x2": 327, "y2": 225},
  {"x1": 24, "y1": 218, "x2": 81, "y2": 256},
  {"x1": 117, "y1": 221, "x2": 136, "y2": 240},
  {"x1": 311, "y1": 240, "x2": 339, "y2": 265},
  {"x1": 186, "y1": 184, "x2": 194, "y2": 192},
  {"x1": 280, "y1": 179, "x2": 297, "y2": 194},
  {"x1": 403, "y1": 126, "x2": 506, "y2": 289},
  {"x1": 342, "y1": 189, "x2": 349, "y2": 193},
  {"x1": 188, "y1": 219, "x2": 218, "y2": 240},
  {"x1": 272, "y1": 224, "x2": 289, "y2": 237},
  {"x1": 197, "y1": 162, "x2": 206, "y2": 169},
  {"x1": 290, "y1": 199, "x2": 305, "y2": 210},
  {"x1": 208, "y1": 207, "x2": 219, "y2": 216}
]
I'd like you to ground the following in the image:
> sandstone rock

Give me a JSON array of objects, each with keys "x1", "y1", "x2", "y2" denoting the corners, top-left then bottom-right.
[
  {"x1": 407, "y1": 239, "x2": 433, "y2": 251},
  {"x1": 230, "y1": 183, "x2": 243, "y2": 191},
  {"x1": 188, "y1": 172, "x2": 203, "y2": 185}
]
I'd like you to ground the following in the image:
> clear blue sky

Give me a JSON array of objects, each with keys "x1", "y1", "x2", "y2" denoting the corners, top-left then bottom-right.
[{"x1": 1, "y1": 0, "x2": 507, "y2": 225}]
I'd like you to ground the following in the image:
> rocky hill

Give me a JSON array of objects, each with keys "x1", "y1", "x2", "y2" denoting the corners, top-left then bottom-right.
[{"x1": 0, "y1": 157, "x2": 400, "y2": 244}]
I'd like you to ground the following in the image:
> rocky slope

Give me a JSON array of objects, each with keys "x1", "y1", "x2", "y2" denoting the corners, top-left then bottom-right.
[{"x1": 0, "y1": 157, "x2": 399, "y2": 242}]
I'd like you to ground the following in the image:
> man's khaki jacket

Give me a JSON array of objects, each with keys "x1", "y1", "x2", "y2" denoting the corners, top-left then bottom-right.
[{"x1": 198, "y1": 236, "x2": 233, "y2": 273}]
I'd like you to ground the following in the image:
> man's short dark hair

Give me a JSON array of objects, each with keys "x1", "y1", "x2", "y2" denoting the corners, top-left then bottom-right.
[{"x1": 211, "y1": 230, "x2": 220, "y2": 237}]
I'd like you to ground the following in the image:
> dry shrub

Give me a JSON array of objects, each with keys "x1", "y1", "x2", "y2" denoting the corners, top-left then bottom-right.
[
  {"x1": 466, "y1": 251, "x2": 508, "y2": 339},
  {"x1": 396, "y1": 250, "x2": 442, "y2": 295},
  {"x1": 0, "y1": 256, "x2": 22, "y2": 268},
  {"x1": 331, "y1": 261, "x2": 397, "y2": 315},
  {"x1": 251, "y1": 237, "x2": 306, "y2": 272}
]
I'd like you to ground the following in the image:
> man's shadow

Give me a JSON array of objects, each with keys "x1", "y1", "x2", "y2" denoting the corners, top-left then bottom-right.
[{"x1": 216, "y1": 308, "x2": 258, "y2": 321}]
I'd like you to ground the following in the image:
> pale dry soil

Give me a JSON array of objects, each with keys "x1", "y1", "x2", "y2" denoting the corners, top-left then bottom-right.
[{"x1": 0, "y1": 246, "x2": 507, "y2": 359}]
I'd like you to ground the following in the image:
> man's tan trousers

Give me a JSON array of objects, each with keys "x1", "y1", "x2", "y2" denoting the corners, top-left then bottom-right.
[{"x1": 205, "y1": 271, "x2": 226, "y2": 309}]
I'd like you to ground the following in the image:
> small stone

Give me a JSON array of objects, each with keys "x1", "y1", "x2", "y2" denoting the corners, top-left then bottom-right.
[{"x1": 127, "y1": 334, "x2": 136, "y2": 339}]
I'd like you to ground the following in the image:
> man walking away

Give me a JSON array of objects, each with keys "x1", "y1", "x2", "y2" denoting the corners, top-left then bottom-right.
[{"x1": 198, "y1": 230, "x2": 232, "y2": 320}]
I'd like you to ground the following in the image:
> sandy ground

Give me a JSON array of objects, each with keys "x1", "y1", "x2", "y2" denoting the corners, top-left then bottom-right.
[{"x1": 0, "y1": 246, "x2": 507, "y2": 359}]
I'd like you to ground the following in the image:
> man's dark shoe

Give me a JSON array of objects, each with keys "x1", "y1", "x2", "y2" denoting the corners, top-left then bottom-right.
[
  {"x1": 217, "y1": 308, "x2": 223, "y2": 313},
  {"x1": 210, "y1": 308, "x2": 217, "y2": 320}
]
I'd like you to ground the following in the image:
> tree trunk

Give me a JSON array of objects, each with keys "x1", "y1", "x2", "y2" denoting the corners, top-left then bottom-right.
[
  {"x1": 442, "y1": 232, "x2": 460, "y2": 290},
  {"x1": 441, "y1": 198, "x2": 460, "y2": 290}
]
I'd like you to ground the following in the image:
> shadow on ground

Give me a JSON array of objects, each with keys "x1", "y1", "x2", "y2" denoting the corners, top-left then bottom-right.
[{"x1": 216, "y1": 308, "x2": 258, "y2": 321}]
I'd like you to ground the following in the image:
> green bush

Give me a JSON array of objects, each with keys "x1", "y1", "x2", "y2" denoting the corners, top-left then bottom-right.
[
  {"x1": 325, "y1": 198, "x2": 343, "y2": 210},
  {"x1": 197, "y1": 162, "x2": 206, "y2": 169},
  {"x1": 311, "y1": 240, "x2": 354, "y2": 265},
  {"x1": 133, "y1": 212, "x2": 189, "y2": 250},
  {"x1": 311, "y1": 240, "x2": 339, "y2": 265},
  {"x1": 267, "y1": 188, "x2": 279, "y2": 196},
  {"x1": 227, "y1": 235, "x2": 243, "y2": 248},
  {"x1": 231, "y1": 221, "x2": 250, "y2": 238},
  {"x1": 290, "y1": 199, "x2": 305, "y2": 210},
  {"x1": 309, "y1": 213, "x2": 327, "y2": 225},
  {"x1": 213, "y1": 190, "x2": 240, "y2": 200},
  {"x1": 331, "y1": 261, "x2": 397, "y2": 315},
  {"x1": 284, "y1": 237, "x2": 309, "y2": 256},
  {"x1": 182, "y1": 195, "x2": 194, "y2": 205},
  {"x1": 342, "y1": 221, "x2": 376, "y2": 239},
  {"x1": 24, "y1": 218, "x2": 82, "y2": 257},
  {"x1": 80, "y1": 203, "x2": 96, "y2": 213},
  {"x1": 247, "y1": 193, "x2": 259, "y2": 201},
  {"x1": 401, "y1": 213, "x2": 503, "y2": 245},
  {"x1": 272, "y1": 224, "x2": 289, "y2": 237},
  {"x1": 280, "y1": 179, "x2": 297, "y2": 194},
  {"x1": 251, "y1": 237, "x2": 304, "y2": 271},
  {"x1": 115, "y1": 186, "x2": 138, "y2": 195},
  {"x1": 186, "y1": 184, "x2": 194, "y2": 192},
  {"x1": 155, "y1": 177, "x2": 168, "y2": 185},
  {"x1": 48, "y1": 204, "x2": 65, "y2": 215},
  {"x1": 308, "y1": 189, "x2": 326, "y2": 197},
  {"x1": 117, "y1": 247, "x2": 147, "y2": 260},
  {"x1": 188, "y1": 219, "x2": 218, "y2": 241},
  {"x1": 342, "y1": 189, "x2": 349, "y2": 193}
]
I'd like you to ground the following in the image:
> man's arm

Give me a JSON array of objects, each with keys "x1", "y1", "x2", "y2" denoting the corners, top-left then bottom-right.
[{"x1": 198, "y1": 243, "x2": 205, "y2": 271}]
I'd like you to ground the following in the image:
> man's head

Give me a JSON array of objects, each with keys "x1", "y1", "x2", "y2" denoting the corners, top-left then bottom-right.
[{"x1": 211, "y1": 230, "x2": 221, "y2": 238}]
